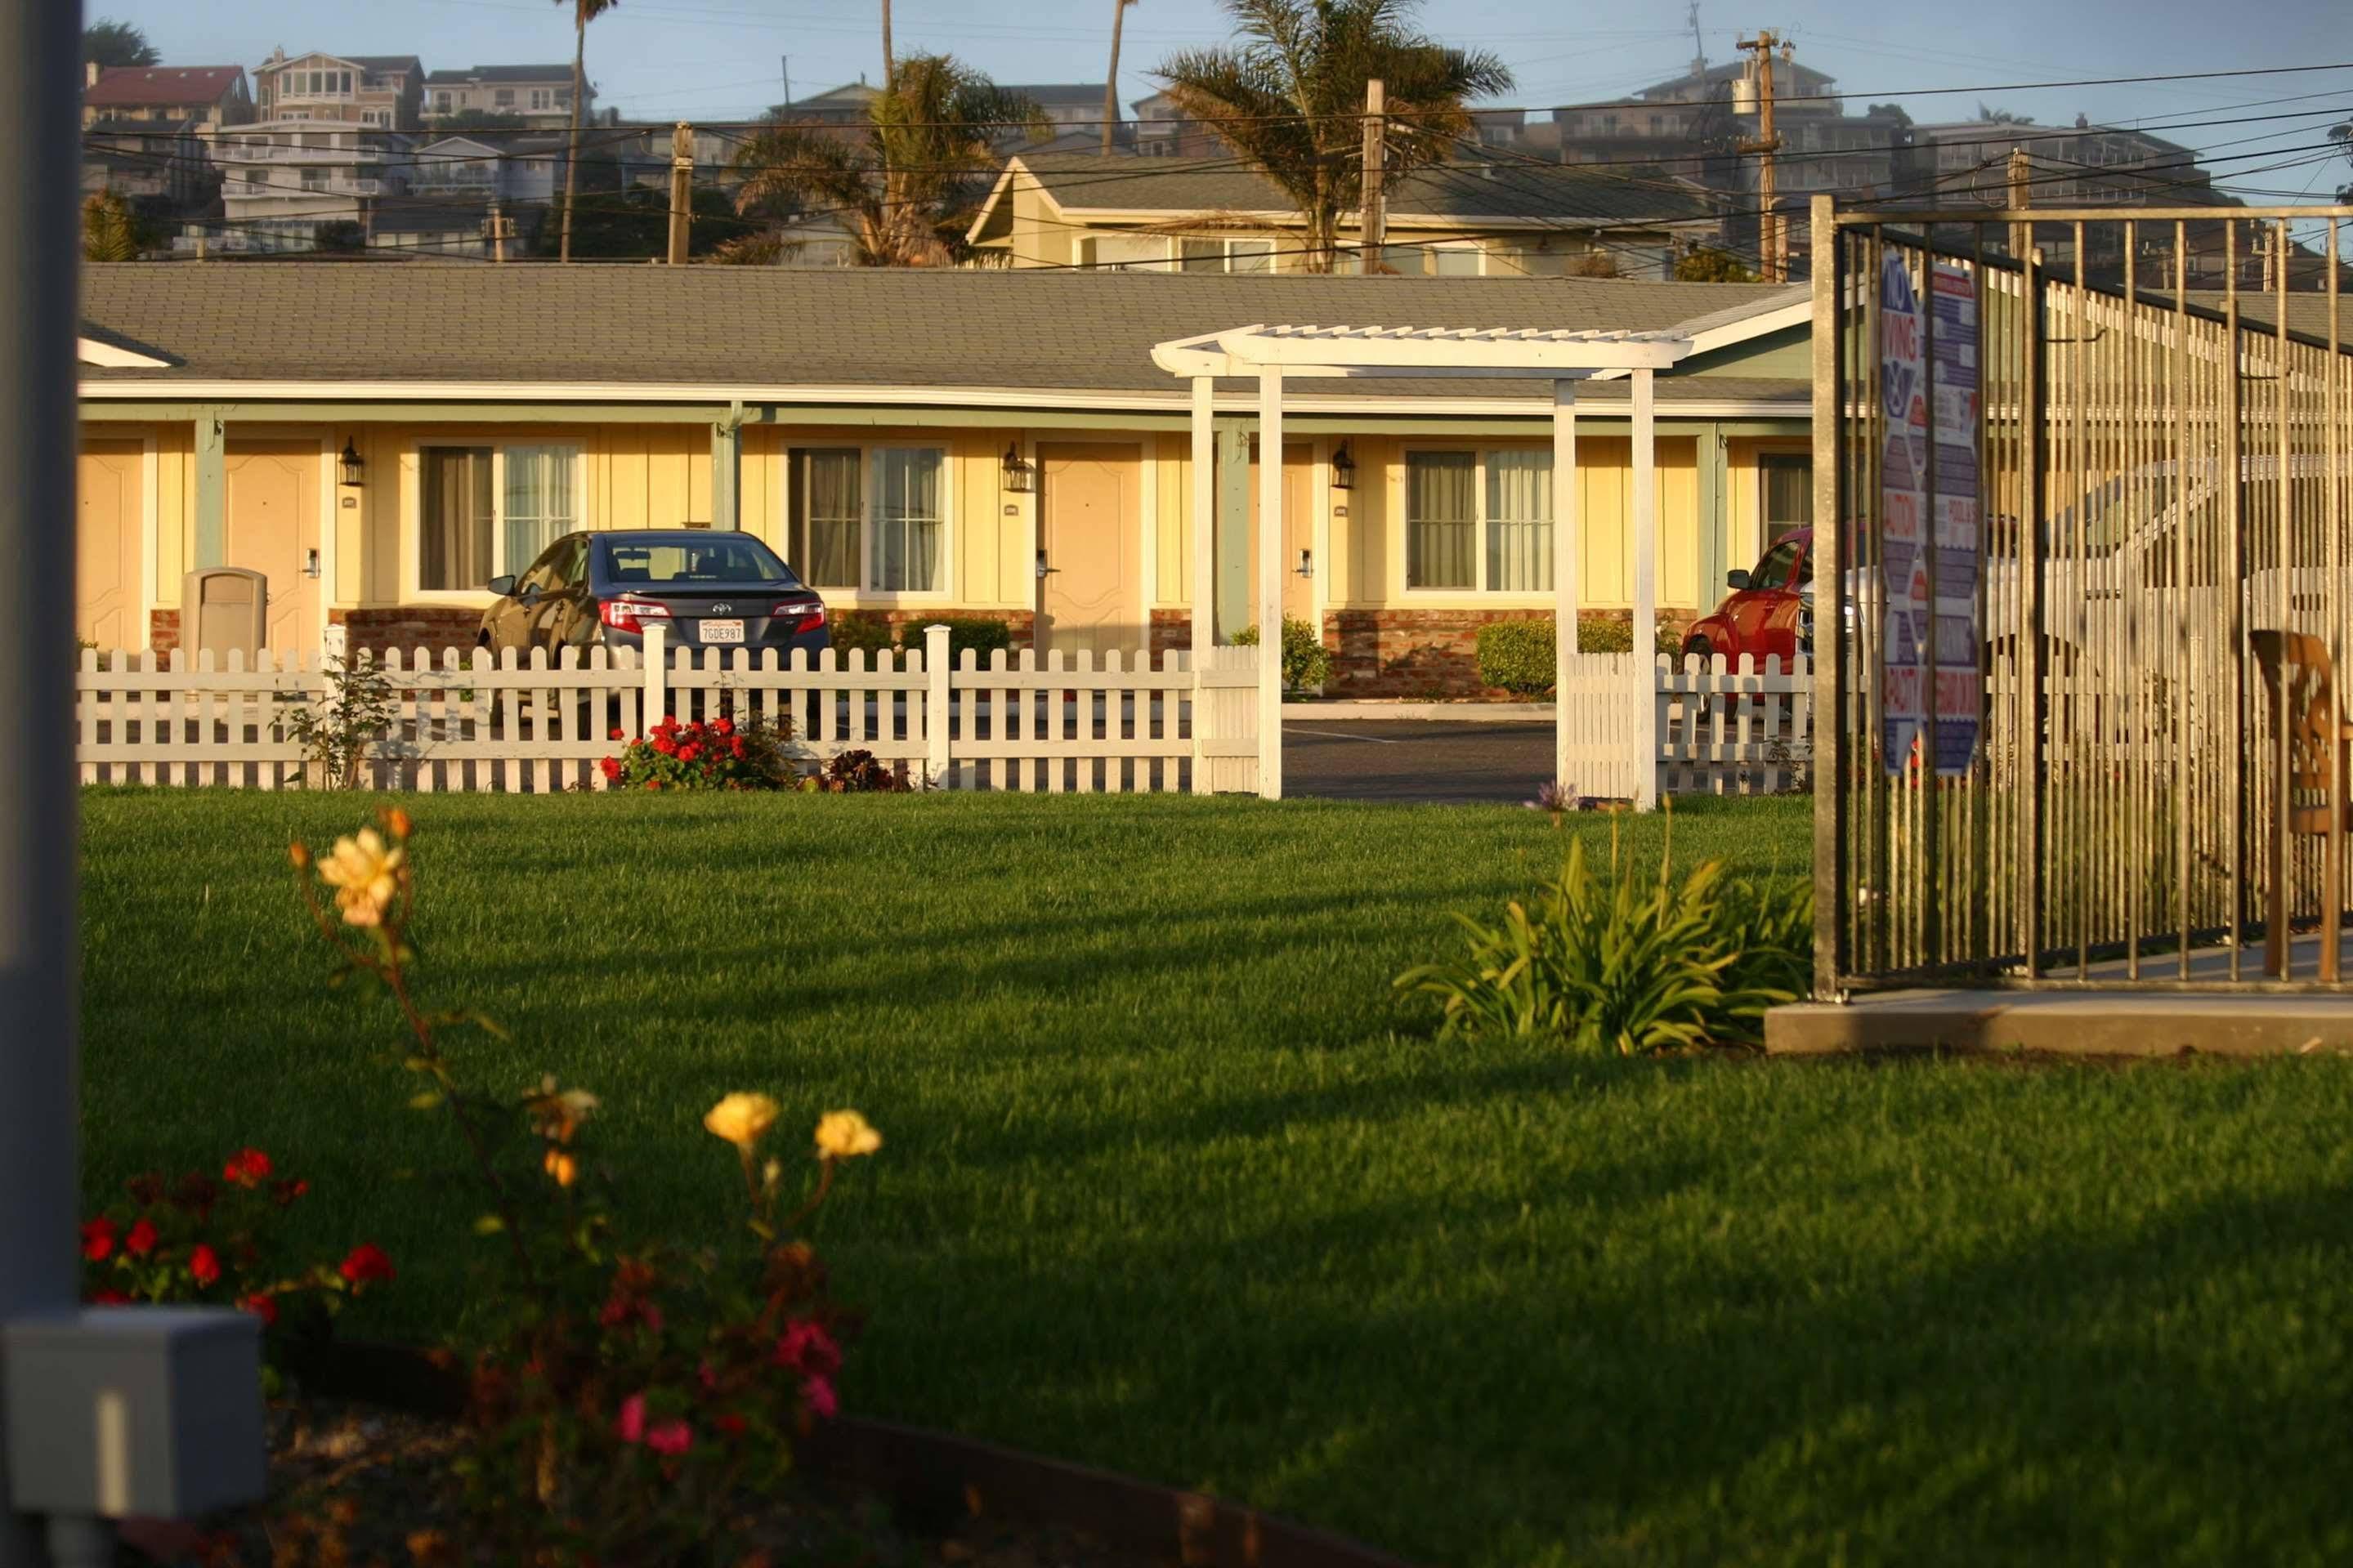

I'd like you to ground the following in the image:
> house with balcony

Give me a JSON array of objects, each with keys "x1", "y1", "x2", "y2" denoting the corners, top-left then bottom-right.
[
  {"x1": 253, "y1": 50, "x2": 425, "y2": 130},
  {"x1": 1130, "y1": 89, "x2": 1220, "y2": 159},
  {"x1": 83, "y1": 118, "x2": 217, "y2": 212},
  {"x1": 208, "y1": 122, "x2": 416, "y2": 251},
  {"x1": 424, "y1": 65, "x2": 583, "y2": 130},
  {"x1": 80, "y1": 64, "x2": 252, "y2": 129},
  {"x1": 408, "y1": 132, "x2": 566, "y2": 209},
  {"x1": 967, "y1": 153, "x2": 1716, "y2": 279}
]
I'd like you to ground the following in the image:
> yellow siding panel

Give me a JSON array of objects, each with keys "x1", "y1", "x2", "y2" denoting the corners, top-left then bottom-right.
[{"x1": 154, "y1": 424, "x2": 190, "y2": 607}]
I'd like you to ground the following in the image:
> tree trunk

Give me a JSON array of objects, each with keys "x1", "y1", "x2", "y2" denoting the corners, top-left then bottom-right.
[
  {"x1": 559, "y1": 8, "x2": 587, "y2": 262},
  {"x1": 1101, "y1": 0, "x2": 1127, "y2": 157}
]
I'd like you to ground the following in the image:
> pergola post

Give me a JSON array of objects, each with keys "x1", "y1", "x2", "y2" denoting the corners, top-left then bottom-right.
[
  {"x1": 1631, "y1": 366, "x2": 1658, "y2": 811},
  {"x1": 1551, "y1": 379, "x2": 1578, "y2": 792},
  {"x1": 1255, "y1": 367, "x2": 1284, "y2": 800},
  {"x1": 1188, "y1": 374, "x2": 1215, "y2": 795}
]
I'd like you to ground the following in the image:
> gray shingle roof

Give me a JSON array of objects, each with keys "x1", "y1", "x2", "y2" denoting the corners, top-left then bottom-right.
[
  {"x1": 78, "y1": 266, "x2": 1802, "y2": 403},
  {"x1": 426, "y1": 65, "x2": 576, "y2": 84},
  {"x1": 1010, "y1": 153, "x2": 1711, "y2": 227}
]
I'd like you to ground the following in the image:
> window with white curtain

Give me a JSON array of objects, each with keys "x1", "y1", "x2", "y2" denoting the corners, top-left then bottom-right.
[
  {"x1": 785, "y1": 444, "x2": 948, "y2": 594},
  {"x1": 1089, "y1": 233, "x2": 1172, "y2": 270},
  {"x1": 418, "y1": 442, "x2": 581, "y2": 591},
  {"x1": 1406, "y1": 449, "x2": 1554, "y2": 593}
]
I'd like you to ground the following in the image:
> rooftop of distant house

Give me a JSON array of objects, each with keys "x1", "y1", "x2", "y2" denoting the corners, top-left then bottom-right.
[{"x1": 83, "y1": 65, "x2": 247, "y2": 108}]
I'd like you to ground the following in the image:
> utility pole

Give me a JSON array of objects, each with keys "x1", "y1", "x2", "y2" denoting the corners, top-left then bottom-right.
[
  {"x1": 781, "y1": 55, "x2": 791, "y2": 112},
  {"x1": 1102, "y1": 0, "x2": 1136, "y2": 158},
  {"x1": 1736, "y1": 30, "x2": 1785, "y2": 283},
  {"x1": 2006, "y1": 144, "x2": 2032, "y2": 261},
  {"x1": 1360, "y1": 77, "x2": 1386, "y2": 274},
  {"x1": 880, "y1": 0, "x2": 893, "y2": 86},
  {"x1": 667, "y1": 120, "x2": 693, "y2": 266}
]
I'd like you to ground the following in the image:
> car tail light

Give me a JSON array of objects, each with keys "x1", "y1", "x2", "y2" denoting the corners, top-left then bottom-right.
[
  {"x1": 774, "y1": 601, "x2": 826, "y2": 636},
  {"x1": 599, "y1": 595, "x2": 672, "y2": 634}
]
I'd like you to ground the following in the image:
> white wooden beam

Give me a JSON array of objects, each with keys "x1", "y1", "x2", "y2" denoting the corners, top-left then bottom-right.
[
  {"x1": 1189, "y1": 374, "x2": 1214, "y2": 795},
  {"x1": 1631, "y1": 365, "x2": 1658, "y2": 811},
  {"x1": 1256, "y1": 367, "x2": 1284, "y2": 800},
  {"x1": 1552, "y1": 379, "x2": 1577, "y2": 794}
]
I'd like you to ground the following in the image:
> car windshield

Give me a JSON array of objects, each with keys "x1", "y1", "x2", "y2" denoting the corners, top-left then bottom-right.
[{"x1": 603, "y1": 537, "x2": 798, "y2": 587}]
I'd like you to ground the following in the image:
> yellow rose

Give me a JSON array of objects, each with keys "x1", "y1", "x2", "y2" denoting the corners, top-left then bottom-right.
[
  {"x1": 316, "y1": 828, "x2": 406, "y2": 927},
  {"x1": 814, "y1": 1110, "x2": 882, "y2": 1160},
  {"x1": 704, "y1": 1092, "x2": 781, "y2": 1151},
  {"x1": 544, "y1": 1148, "x2": 579, "y2": 1188}
]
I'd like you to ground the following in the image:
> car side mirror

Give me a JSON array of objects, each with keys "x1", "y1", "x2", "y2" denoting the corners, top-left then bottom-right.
[
  {"x1": 1726, "y1": 569, "x2": 1751, "y2": 590},
  {"x1": 486, "y1": 574, "x2": 517, "y2": 596}
]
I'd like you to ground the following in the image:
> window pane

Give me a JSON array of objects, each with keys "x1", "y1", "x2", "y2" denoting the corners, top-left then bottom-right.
[
  {"x1": 1179, "y1": 238, "x2": 1224, "y2": 273},
  {"x1": 502, "y1": 445, "x2": 577, "y2": 573},
  {"x1": 419, "y1": 448, "x2": 494, "y2": 590},
  {"x1": 1406, "y1": 452, "x2": 1475, "y2": 589},
  {"x1": 792, "y1": 449, "x2": 861, "y2": 588},
  {"x1": 1485, "y1": 449, "x2": 1553, "y2": 592},
  {"x1": 1093, "y1": 234, "x2": 1168, "y2": 270},
  {"x1": 871, "y1": 448, "x2": 942, "y2": 592},
  {"x1": 1228, "y1": 239, "x2": 1273, "y2": 273},
  {"x1": 1433, "y1": 246, "x2": 1482, "y2": 278},
  {"x1": 1760, "y1": 453, "x2": 1811, "y2": 542},
  {"x1": 1380, "y1": 245, "x2": 1427, "y2": 276}
]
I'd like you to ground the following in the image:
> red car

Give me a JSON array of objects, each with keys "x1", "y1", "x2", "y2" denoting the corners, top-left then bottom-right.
[{"x1": 1683, "y1": 528, "x2": 1813, "y2": 668}]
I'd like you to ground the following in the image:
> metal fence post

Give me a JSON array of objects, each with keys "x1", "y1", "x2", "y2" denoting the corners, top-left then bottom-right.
[
  {"x1": 642, "y1": 623, "x2": 668, "y2": 725},
  {"x1": 1809, "y1": 194, "x2": 1844, "y2": 999},
  {"x1": 924, "y1": 623, "x2": 951, "y2": 788}
]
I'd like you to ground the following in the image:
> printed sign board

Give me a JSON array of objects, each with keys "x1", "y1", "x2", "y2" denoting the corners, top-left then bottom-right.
[{"x1": 1877, "y1": 254, "x2": 1982, "y2": 776}]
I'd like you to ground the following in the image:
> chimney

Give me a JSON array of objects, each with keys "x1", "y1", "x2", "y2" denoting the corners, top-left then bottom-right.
[{"x1": 86, "y1": 60, "x2": 101, "y2": 88}]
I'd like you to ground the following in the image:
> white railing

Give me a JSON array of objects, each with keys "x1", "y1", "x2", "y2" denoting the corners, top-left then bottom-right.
[
  {"x1": 1561, "y1": 653, "x2": 1814, "y2": 800},
  {"x1": 75, "y1": 624, "x2": 1259, "y2": 795}
]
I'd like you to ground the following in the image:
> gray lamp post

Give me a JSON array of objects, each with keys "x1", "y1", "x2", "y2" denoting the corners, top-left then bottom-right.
[{"x1": 0, "y1": 0, "x2": 262, "y2": 1561}]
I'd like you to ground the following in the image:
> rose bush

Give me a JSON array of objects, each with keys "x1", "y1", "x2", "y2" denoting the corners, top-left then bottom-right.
[{"x1": 288, "y1": 807, "x2": 883, "y2": 1562}]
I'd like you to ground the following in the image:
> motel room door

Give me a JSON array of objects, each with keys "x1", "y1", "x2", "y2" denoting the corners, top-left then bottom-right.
[
  {"x1": 1246, "y1": 440, "x2": 1315, "y2": 629},
  {"x1": 225, "y1": 439, "x2": 324, "y2": 652},
  {"x1": 1037, "y1": 442, "x2": 1142, "y2": 659},
  {"x1": 77, "y1": 439, "x2": 145, "y2": 652}
]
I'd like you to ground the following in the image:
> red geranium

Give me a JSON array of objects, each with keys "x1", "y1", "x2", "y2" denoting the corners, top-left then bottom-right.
[
  {"x1": 222, "y1": 1148, "x2": 274, "y2": 1188},
  {"x1": 81, "y1": 1217, "x2": 116, "y2": 1262},
  {"x1": 338, "y1": 1243, "x2": 396, "y2": 1287},
  {"x1": 189, "y1": 1244, "x2": 222, "y2": 1288},
  {"x1": 239, "y1": 1292, "x2": 279, "y2": 1326},
  {"x1": 124, "y1": 1217, "x2": 159, "y2": 1258}
]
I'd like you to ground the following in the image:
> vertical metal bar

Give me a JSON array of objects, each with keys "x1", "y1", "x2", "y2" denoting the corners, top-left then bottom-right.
[
  {"x1": 2329, "y1": 220, "x2": 2345, "y2": 983},
  {"x1": 1864, "y1": 225, "x2": 1889, "y2": 976},
  {"x1": 2067, "y1": 221, "x2": 2088, "y2": 975},
  {"x1": 1810, "y1": 194, "x2": 1843, "y2": 995},
  {"x1": 1921, "y1": 239, "x2": 1942, "y2": 970},
  {"x1": 0, "y1": 0, "x2": 83, "y2": 1555},
  {"x1": 2123, "y1": 223, "x2": 2142, "y2": 976},
  {"x1": 2223, "y1": 222, "x2": 2246, "y2": 978},
  {"x1": 1971, "y1": 226, "x2": 1993, "y2": 967},
  {"x1": 2174, "y1": 225, "x2": 2193, "y2": 975},
  {"x1": 2019, "y1": 233, "x2": 2047, "y2": 976},
  {"x1": 2275, "y1": 221, "x2": 2295, "y2": 975}
]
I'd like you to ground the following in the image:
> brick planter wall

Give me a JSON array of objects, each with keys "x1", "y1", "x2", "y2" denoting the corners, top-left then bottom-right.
[
  {"x1": 148, "y1": 609, "x2": 180, "y2": 656},
  {"x1": 334, "y1": 606, "x2": 490, "y2": 663},
  {"x1": 1148, "y1": 610, "x2": 1192, "y2": 659},
  {"x1": 1322, "y1": 608, "x2": 1696, "y2": 699}
]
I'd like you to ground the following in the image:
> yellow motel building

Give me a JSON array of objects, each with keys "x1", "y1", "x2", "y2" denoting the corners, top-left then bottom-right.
[{"x1": 76, "y1": 266, "x2": 1810, "y2": 695}]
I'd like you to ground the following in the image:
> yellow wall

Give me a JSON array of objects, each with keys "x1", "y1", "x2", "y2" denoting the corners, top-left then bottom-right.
[{"x1": 99, "y1": 416, "x2": 1729, "y2": 621}]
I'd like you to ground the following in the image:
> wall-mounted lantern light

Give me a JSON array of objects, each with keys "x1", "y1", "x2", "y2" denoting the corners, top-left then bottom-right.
[
  {"x1": 338, "y1": 439, "x2": 365, "y2": 487},
  {"x1": 1000, "y1": 442, "x2": 1036, "y2": 494},
  {"x1": 1329, "y1": 440, "x2": 1356, "y2": 490}
]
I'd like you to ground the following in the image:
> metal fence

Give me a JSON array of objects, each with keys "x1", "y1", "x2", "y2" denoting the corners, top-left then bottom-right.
[{"x1": 1811, "y1": 199, "x2": 2353, "y2": 994}]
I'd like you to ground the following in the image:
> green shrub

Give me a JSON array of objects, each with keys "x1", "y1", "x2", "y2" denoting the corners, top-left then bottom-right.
[
  {"x1": 1232, "y1": 616, "x2": 1332, "y2": 692},
  {"x1": 829, "y1": 612, "x2": 895, "y2": 659},
  {"x1": 919, "y1": 616, "x2": 1015, "y2": 668},
  {"x1": 1394, "y1": 829, "x2": 1810, "y2": 1053},
  {"x1": 1475, "y1": 619, "x2": 1683, "y2": 693}
]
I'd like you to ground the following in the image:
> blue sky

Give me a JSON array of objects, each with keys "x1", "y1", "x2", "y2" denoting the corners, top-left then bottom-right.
[{"x1": 106, "y1": 0, "x2": 2352, "y2": 199}]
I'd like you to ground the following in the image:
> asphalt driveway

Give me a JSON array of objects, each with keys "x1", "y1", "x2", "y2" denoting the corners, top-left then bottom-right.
[{"x1": 1282, "y1": 718, "x2": 1554, "y2": 806}]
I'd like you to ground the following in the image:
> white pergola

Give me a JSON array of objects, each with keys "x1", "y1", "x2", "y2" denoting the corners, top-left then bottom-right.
[{"x1": 1151, "y1": 323, "x2": 1698, "y2": 803}]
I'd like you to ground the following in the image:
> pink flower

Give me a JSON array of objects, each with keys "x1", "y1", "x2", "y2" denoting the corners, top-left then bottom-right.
[
  {"x1": 644, "y1": 1419, "x2": 692, "y2": 1457},
  {"x1": 801, "y1": 1376, "x2": 838, "y2": 1420},
  {"x1": 614, "y1": 1392, "x2": 646, "y2": 1445},
  {"x1": 775, "y1": 1319, "x2": 841, "y2": 1380}
]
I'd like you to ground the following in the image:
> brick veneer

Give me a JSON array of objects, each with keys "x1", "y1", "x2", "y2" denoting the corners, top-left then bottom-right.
[
  {"x1": 333, "y1": 606, "x2": 490, "y2": 662},
  {"x1": 1149, "y1": 610, "x2": 1192, "y2": 658},
  {"x1": 148, "y1": 609, "x2": 180, "y2": 655}
]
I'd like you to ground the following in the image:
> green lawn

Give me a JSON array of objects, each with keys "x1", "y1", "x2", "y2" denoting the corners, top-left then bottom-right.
[{"x1": 80, "y1": 789, "x2": 2353, "y2": 1568}]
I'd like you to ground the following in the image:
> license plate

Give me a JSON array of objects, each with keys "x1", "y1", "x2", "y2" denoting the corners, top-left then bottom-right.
[{"x1": 700, "y1": 619, "x2": 745, "y2": 644}]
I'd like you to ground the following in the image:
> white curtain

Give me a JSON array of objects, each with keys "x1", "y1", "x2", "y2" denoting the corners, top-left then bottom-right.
[
  {"x1": 1486, "y1": 449, "x2": 1554, "y2": 593},
  {"x1": 502, "y1": 444, "x2": 577, "y2": 574},
  {"x1": 871, "y1": 447, "x2": 942, "y2": 592},
  {"x1": 1407, "y1": 452, "x2": 1476, "y2": 589}
]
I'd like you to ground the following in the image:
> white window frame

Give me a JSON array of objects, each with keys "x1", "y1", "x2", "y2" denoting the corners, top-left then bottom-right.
[
  {"x1": 1399, "y1": 444, "x2": 1558, "y2": 600},
  {"x1": 406, "y1": 439, "x2": 587, "y2": 601},
  {"x1": 780, "y1": 442, "x2": 955, "y2": 602},
  {"x1": 1427, "y1": 240, "x2": 1487, "y2": 277}
]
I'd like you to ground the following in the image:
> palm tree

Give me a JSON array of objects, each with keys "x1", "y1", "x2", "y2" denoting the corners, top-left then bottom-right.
[
  {"x1": 556, "y1": 0, "x2": 620, "y2": 263},
  {"x1": 83, "y1": 190, "x2": 142, "y2": 261},
  {"x1": 729, "y1": 56, "x2": 1042, "y2": 267},
  {"x1": 1151, "y1": 0, "x2": 1510, "y2": 273}
]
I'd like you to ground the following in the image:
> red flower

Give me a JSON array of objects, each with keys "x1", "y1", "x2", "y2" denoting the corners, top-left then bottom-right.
[
  {"x1": 714, "y1": 1412, "x2": 748, "y2": 1441},
  {"x1": 645, "y1": 779, "x2": 664, "y2": 791},
  {"x1": 87, "y1": 1289, "x2": 132, "y2": 1306},
  {"x1": 774, "y1": 1319, "x2": 842, "y2": 1380},
  {"x1": 222, "y1": 1148, "x2": 274, "y2": 1188},
  {"x1": 711, "y1": 717, "x2": 734, "y2": 737},
  {"x1": 124, "y1": 1218, "x2": 159, "y2": 1258},
  {"x1": 338, "y1": 1244, "x2": 396, "y2": 1287},
  {"x1": 609, "y1": 727, "x2": 624, "y2": 741},
  {"x1": 188, "y1": 1244, "x2": 222, "y2": 1287},
  {"x1": 801, "y1": 1376, "x2": 839, "y2": 1420},
  {"x1": 598, "y1": 757, "x2": 622, "y2": 782},
  {"x1": 81, "y1": 1217, "x2": 116, "y2": 1262},
  {"x1": 678, "y1": 744, "x2": 701, "y2": 763},
  {"x1": 614, "y1": 1392, "x2": 646, "y2": 1444},
  {"x1": 730, "y1": 738, "x2": 747, "y2": 759},
  {"x1": 239, "y1": 1292, "x2": 278, "y2": 1326},
  {"x1": 644, "y1": 1419, "x2": 692, "y2": 1457},
  {"x1": 651, "y1": 736, "x2": 678, "y2": 757},
  {"x1": 270, "y1": 1177, "x2": 309, "y2": 1208}
]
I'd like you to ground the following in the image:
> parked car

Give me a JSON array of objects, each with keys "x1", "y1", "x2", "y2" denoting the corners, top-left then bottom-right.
[
  {"x1": 1684, "y1": 530, "x2": 1814, "y2": 668},
  {"x1": 478, "y1": 529, "x2": 830, "y2": 663}
]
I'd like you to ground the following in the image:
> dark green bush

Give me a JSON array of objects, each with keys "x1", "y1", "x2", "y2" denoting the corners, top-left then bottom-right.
[
  {"x1": 920, "y1": 616, "x2": 1015, "y2": 668},
  {"x1": 1475, "y1": 618, "x2": 1683, "y2": 693},
  {"x1": 829, "y1": 612, "x2": 895, "y2": 659},
  {"x1": 1231, "y1": 617, "x2": 1332, "y2": 693}
]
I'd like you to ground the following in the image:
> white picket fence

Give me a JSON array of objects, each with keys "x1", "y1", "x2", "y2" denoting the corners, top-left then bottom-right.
[
  {"x1": 77, "y1": 624, "x2": 1261, "y2": 794},
  {"x1": 1562, "y1": 653, "x2": 1814, "y2": 800}
]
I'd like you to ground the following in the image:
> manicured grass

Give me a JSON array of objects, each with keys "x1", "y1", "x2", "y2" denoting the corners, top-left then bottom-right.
[{"x1": 81, "y1": 788, "x2": 2353, "y2": 1568}]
